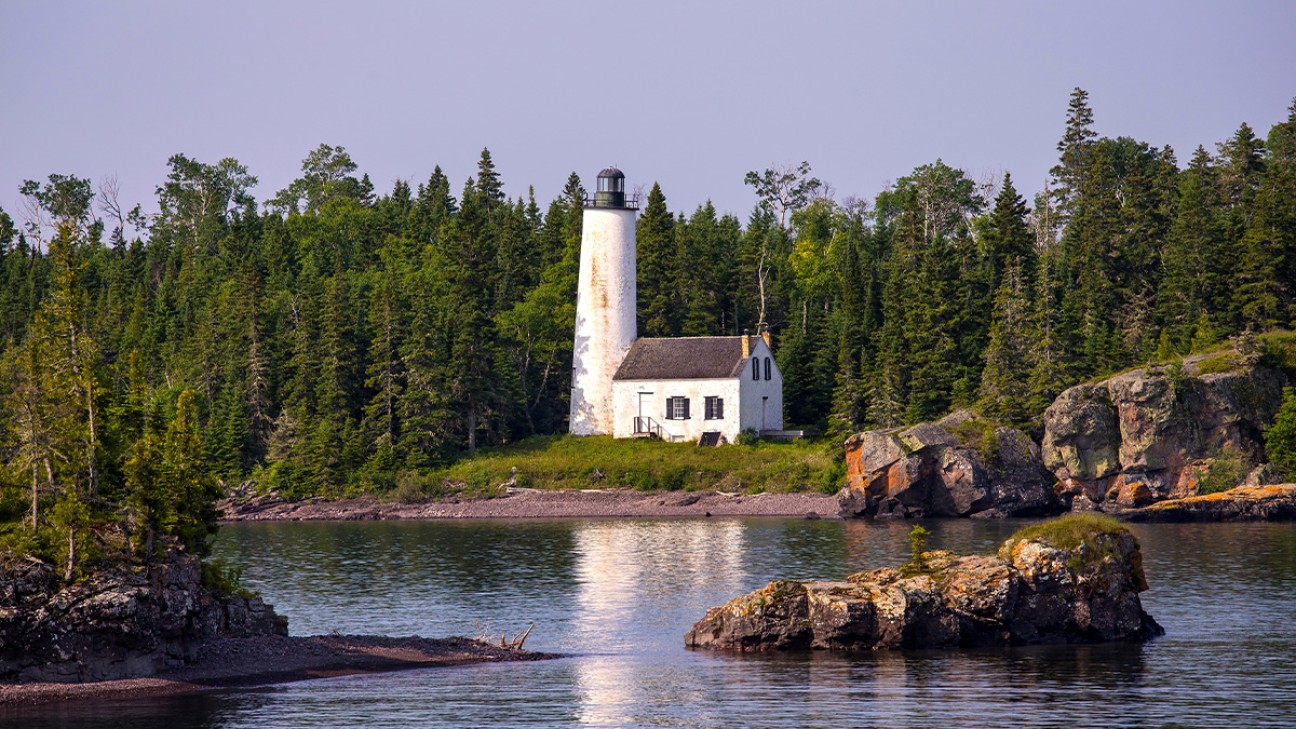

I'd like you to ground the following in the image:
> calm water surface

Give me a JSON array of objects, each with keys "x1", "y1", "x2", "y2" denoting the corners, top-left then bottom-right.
[{"x1": 5, "y1": 517, "x2": 1296, "y2": 728}]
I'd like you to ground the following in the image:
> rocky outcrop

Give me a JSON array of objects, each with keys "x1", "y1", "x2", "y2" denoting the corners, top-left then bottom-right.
[
  {"x1": 838, "y1": 413, "x2": 1058, "y2": 519},
  {"x1": 1042, "y1": 364, "x2": 1285, "y2": 511},
  {"x1": 685, "y1": 516, "x2": 1162, "y2": 651},
  {"x1": 1123, "y1": 484, "x2": 1296, "y2": 522},
  {"x1": 0, "y1": 549, "x2": 287, "y2": 683}
]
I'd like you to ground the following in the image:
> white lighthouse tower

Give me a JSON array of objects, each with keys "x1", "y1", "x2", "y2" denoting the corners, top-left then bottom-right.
[{"x1": 570, "y1": 166, "x2": 638, "y2": 435}]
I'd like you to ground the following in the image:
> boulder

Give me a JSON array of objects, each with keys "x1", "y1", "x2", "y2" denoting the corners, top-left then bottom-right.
[
  {"x1": 840, "y1": 421, "x2": 1057, "y2": 519},
  {"x1": 0, "y1": 548, "x2": 287, "y2": 683},
  {"x1": 686, "y1": 515, "x2": 1162, "y2": 651},
  {"x1": 1042, "y1": 364, "x2": 1285, "y2": 510}
]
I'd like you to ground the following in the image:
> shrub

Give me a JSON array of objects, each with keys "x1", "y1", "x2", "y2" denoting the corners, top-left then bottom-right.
[
  {"x1": 1261, "y1": 330, "x2": 1296, "y2": 376},
  {"x1": 816, "y1": 460, "x2": 846, "y2": 494},
  {"x1": 949, "y1": 418, "x2": 1000, "y2": 464},
  {"x1": 1266, "y1": 387, "x2": 1296, "y2": 481},
  {"x1": 1196, "y1": 447, "x2": 1250, "y2": 494},
  {"x1": 1195, "y1": 353, "x2": 1241, "y2": 375},
  {"x1": 258, "y1": 461, "x2": 311, "y2": 502},
  {"x1": 202, "y1": 558, "x2": 254, "y2": 599}
]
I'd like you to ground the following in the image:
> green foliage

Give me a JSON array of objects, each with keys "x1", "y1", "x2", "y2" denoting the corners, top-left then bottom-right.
[
  {"x1": 816, "y1": 459, "x2": 847, "y2": 495},
  {"x1": 3, "y1": 96, "x2": 1296, "y2": 541},
  {"x1": 948, "y1": 418, "x2": 1000, "y2": 464},
  {"x1": 381, "y1": 435, "x2": 838, "y2": 498},
  {"x1": 999, "y1": 513, "x2": 1129, "y2": 563},
  {"x1": 1195, "y1": 353, "x2": 1241, "y2": 375},
  {"x1": 1197, "y1": 447, "x2": 1251, "y2": 494},
  {"x1": 899, "y1": 524, "x2": 933, "y2": 577},
  {"x1": 201, "y1": 558, "x2": 254, "y2": 599},
  {"x1": 1000, "y1": 511, "x2": 1124, "y2": 549},
  {"x1": 1266, "y1": 387, "x2": 1296, "y2": 480},
  {"x1": 1261, "y1": 331, "x2": 1296, "y2": 376}
]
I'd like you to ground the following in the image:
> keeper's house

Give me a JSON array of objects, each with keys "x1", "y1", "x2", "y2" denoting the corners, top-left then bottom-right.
[{"x1": 610, "y1": 333, "x2": 783, "y2": 443}]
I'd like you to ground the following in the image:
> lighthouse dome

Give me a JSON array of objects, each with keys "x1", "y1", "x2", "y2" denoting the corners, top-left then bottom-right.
[{"x1": 593, "y1": 165, "x2": 629, "y2": 208}]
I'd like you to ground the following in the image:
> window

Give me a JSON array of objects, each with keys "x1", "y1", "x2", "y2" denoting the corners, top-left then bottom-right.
[
  {"x1": 666, "y1": 396, "x2": 690, "y2": 420},
  {"x1": 705, "y1": 396, "x2": 724, "y2": 420},
  {"x1": 764, "y1": 357, "x2": 772, "y2": 381},
  {"x1": 751, "y1": 358, "x2": 759, "y2": 380}
]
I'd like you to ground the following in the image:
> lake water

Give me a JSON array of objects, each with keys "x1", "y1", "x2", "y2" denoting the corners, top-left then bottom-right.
[{"x1": 6, "y1": 517, "x2": 1296, "y2": 728}]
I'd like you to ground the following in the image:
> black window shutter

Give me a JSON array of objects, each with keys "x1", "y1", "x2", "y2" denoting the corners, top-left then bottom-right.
[
  {"x1": 665, "y1": 397, "x2": 674, "y2": 420},
  {"x1": 683, "y1": 397, "x2": 690, "y2": 419}
]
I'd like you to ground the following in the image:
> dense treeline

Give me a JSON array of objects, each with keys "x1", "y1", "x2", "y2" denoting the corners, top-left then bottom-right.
[{"x1": 1, "y1": 90, "x2": 1295, "y2": 572}]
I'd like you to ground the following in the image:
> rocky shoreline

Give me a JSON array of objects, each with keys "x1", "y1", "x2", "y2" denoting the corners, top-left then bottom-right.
[
  {"x1": 0, "y1": 634, "x2": 547, "y2": 706},
  {"x1": 219, "y1": 488, "x2": 839, "y2": 522}
]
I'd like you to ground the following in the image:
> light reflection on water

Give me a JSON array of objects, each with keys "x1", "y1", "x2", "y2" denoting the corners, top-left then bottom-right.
[{"x1": 4, "y1": 518, "x2": 1295, "y2": 728}]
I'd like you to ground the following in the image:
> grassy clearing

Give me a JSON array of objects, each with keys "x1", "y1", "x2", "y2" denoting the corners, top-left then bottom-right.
[
  {"x1": 388, "y1": 434, "x2": 844, "y2": 501},
  {"x1": 1195, "y1": 352, "x2": 1242, "y2": 375},
  {"x1": 999, "y1": 513, "x2": 1128, "y2": 559}
]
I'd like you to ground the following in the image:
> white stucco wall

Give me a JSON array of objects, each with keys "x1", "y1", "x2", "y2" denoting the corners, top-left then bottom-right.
[
  {"x1": 738, "y1": 339, "x2": 784, "y2": 433},
  {"x1": 611, "y1": 340, "x2": 784, "y2": 442},
  {"x1": 570, "y1": 207, "x2": 637, "y2": 435},
  {"x1": 612, "y1": 378, "x2": 743, "y2": 441}
]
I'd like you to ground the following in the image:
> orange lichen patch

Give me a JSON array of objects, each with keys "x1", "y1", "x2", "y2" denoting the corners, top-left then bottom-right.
[{"x1": 1143, "y1": 484, "x2": 1296, "y2": 508}]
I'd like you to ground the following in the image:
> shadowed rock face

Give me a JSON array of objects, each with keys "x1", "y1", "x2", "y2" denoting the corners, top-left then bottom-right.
[
  {"x1": 839, "y1": 415, "x2": 1058, "y2": 519},
  {"x1": 0, "y1": 549, "x2": 287, "y2": 683},
  {"x1": 1042, "y1": 365, "x2": 1285, "y2": 511},
  {"x1": 685, "y1": 527, "x2": 1162, "y2": 651}
]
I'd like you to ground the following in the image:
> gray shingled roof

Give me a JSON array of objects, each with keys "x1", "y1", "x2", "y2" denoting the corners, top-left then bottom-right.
[{"x1": 613, "y1": 337, "x2": 755, "y2": 380}]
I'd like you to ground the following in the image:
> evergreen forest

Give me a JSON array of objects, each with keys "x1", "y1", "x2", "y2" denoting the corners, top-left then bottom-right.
[{"x1": 2, "y1": 90, "x2": 1295, "y2": 571}]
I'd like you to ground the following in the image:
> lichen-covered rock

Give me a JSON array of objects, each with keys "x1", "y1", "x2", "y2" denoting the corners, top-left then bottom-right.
[
  {"x1": 0, "y1": 548, "x2": 287, "y2": 683},
  {"x1": 1123, "y1": 484, "x2": 1296, "y2": 522},
  {"x1": 840, "y1": 420, "x2": 1057, "y2": 519},
  {"x1": 686, "y1": 516, "x2": 1162, "y2": 651},
  {"x1": 1042, "y1": 364, "x2": 1285, "y2": 510}
]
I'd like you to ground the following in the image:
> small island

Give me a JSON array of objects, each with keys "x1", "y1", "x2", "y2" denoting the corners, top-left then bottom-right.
[{"x1": 685, "y1": 514, "x2": 1163, "y2": 651}]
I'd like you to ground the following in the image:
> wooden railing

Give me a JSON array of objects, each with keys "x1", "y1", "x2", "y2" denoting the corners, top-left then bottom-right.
[{"x1": 633, "y1": 416, "x2": 664, "y2": 439}]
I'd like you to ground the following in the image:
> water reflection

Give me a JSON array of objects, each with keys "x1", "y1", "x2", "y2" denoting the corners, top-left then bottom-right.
[{"x1": 570, "y1": 520, "x2": 747, "y2": 726}]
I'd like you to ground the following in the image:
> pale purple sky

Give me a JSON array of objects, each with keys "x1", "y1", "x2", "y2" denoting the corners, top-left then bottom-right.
[{"x1": 2, "y1": 0, "x2": 1294, "y2": 228}]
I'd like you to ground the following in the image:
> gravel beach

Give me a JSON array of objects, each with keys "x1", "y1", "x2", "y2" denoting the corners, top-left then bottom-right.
[{"x1": 220, "y1": 488, "x2": 840, "y2": 522}]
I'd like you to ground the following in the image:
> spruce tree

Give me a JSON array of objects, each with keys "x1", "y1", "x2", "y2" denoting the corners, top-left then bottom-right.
[
  {"x1": 979, "y1": 260, "x2": 1036, "y2": 427},
  {"x1": 1050, "y1": 87, "x2": 1098, "y2": 221},
  {"x1": 636, "y1": 183, "x2": 679, "y2": 337},
  {"x1": 1157, "y1": 147, "x2": 1220, "y2": 348}
]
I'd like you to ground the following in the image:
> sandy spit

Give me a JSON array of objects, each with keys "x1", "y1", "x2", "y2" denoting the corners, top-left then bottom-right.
[
  {"x1": 0, "y1": 634, "x2": 549, "y2": 707},
  {"x1": 220, "y1": 489, "x2": 840, "y2": 522}
]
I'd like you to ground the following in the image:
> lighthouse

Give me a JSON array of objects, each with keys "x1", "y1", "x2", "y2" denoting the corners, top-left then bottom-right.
[{"x1": 570, "y1": 166, "x2": 638, "y2": 435}]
